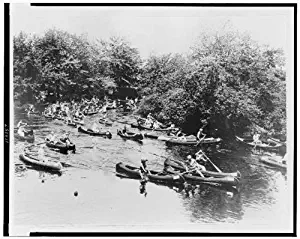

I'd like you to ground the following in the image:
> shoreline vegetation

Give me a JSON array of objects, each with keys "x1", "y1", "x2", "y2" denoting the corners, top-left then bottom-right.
[{"x1": 14, "y1": 28, "x2": 286, "y2": 142}]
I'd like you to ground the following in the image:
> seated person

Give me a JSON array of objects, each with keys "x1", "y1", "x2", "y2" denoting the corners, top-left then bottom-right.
[
  {"x1": 122, "y1": 126, "x2": 128, "y2": 135},
  {"x1": 152, "y1": 121, "x2": 160, "y2": 129},
  {"x1": 253, "y1": 132, "x2": 262, "y2": 144},
  {"x1": 196, "y1": 128, "x2": 206, "y2": 141},
  {"x1": 60, "y1": 132, "x2": 71, "y2": 146},
  {"x1": 47, "y1": 131, "x2": 57, "y2": 143},
  {"x1": 185, "y1": 155, "x2": 206, "y2": 174},
  {"x1": 17, "y1": 120, "x2": 28, "y2": 129},
  {"x1": 195, "y1": 150, "x2": 208, "y2": 163}
]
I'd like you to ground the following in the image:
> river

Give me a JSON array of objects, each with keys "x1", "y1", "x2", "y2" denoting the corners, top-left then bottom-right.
[{"x1": 10, "y1": 108, "x2": 292, "y2": 235}]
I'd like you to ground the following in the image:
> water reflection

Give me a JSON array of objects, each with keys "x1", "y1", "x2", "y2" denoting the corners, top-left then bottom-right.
[{"x1": 13, "y1": 108, "x2": 289, "y2": 228}]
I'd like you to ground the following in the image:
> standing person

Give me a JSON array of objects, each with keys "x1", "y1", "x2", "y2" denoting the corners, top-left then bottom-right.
[{"x1": 139, "y1": 159, "x2": 150, "y2": 180}]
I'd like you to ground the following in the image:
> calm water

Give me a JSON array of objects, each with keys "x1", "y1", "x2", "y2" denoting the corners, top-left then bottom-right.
[{"x1": 10, "y1": 109, "x2": 292, "y2": 235}]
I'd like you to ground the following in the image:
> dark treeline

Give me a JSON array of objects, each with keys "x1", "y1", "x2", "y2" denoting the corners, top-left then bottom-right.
[{"x1": 14, "y1": 28, "x2": 286, "y2": 138}]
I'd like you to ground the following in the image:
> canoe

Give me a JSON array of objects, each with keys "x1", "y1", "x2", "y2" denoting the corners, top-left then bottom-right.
[
  {"x1": 78, "y1": 126, "x2": 112, "y2": 138},
  {"x1": 116, "y1": 162, "x2": 184, "y2": 184},
  {"x1": 131, "y1": 123, "x2": 171, "y2": 132},
  {"x1": 259, "y1": 156, "x2": 287, "y2": 171},
  {"x1": 236, "y1": 136, "x2": 284, "y2": 150},
  {"x1": 19, "y1": 154, "x2": 62, "y2": 172},
  {"x1": 45, "y1": 138, "x2": 76, "y2": 151},
  {"x1": 164, "y1": 158, "x2": 241, "y2": 179},
  {"x1": 163, "y1": 137, "x2": 222, "y2": 145},
  {"x1": 15, "y1": 128, "x2": 34, "y2": 142},
  {"x1": 117, "y1": 129, "x2": 143, "y2": 142},
  {"x1": 164, "y1": 166, "x2": 239, "y2": 187},
  {"x1": 84, "y1": 110, "x2": 99, "y2": 116},
  {"x1": 98, "y1": 118, "x2": 113, "y2": 126},
  {"x1": 144, "y1": 132, "x2": 160, "y2": 139},
  {"x1": 106, "y1": 104, "x2": 116, "y2": 110}
]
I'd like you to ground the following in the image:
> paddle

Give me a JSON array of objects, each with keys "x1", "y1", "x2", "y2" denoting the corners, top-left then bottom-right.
[
  {"x1": 197, "y1": 150, "x2": 222, "y2": 173},
  {"x1": 196, "y1": 134, "x2": 206, "y2": 147}
]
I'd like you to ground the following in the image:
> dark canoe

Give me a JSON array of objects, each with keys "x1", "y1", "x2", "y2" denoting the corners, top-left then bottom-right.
[
  {"x1": 84, "y1": 110, "x2": 99, "y2": 116},
  {"x1": 66, "y1": 121, "x2": 77, "y2": 127},
  {"x1": 106, "y1": 104, "x2": 116, "y2": 110},
  {"x1": 164, "y1": 158, "x2": 241, "y2": 179},
  {"x1": 144, "y1": 132, "x2": 160, "y2": 139},
  {"x1": 45, "y1": 138, "x2": 76, "y2": 151},
  {"x1": 164, "y1": 166, "x2": 239, "y2": 187},
  {"x1": 259, "y1": 156, "x2": 287, "y2": 171},
  {"x1": 236, "y1": 136, "x2": 284, "y2": 150},
  {"x1": 15, "y1": 129, "x2": 35, "y2": 142},
  {"x1": 78, "y1": 126, "x2": 112, "y2": 138},
  {"x1": 19, "y1": 154, "x2": 62, "y2": 172},
  {"x1": 131, "y1": 123, "x2": 171, "y2": 132},
  {"x1": 98, "y1": 118, "x2": 113, "y2": 126},
  {"x1": 116, "y1": 162, "x2": 184, "y2": 184},
  {"x1": 117, "y1": 130, "x2": 144, "y2": 142}
]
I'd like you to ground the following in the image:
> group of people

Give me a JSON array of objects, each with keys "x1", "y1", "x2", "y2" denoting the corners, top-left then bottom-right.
[{"x1": 139, "y1": 149, "x2": 208, "y2": 181}]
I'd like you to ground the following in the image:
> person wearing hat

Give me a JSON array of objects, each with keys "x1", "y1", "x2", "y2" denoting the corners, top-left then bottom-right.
[
  {"x1": 139, "y1": 159, "x2": 151, "y2": 180},
  {"x1": 195, "y1": 149, "x2": 207, "y2": 164}
]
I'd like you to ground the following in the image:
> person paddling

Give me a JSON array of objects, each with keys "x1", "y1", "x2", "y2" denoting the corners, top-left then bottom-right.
[
  {"x1": 61, "y1": 132, "x2": 71, "y2": 147},
  {"x1": 185, "y1": 155, "x2": 205, "y2": 177},
  {"x1": 17, "y1": 120, "x2": 28, "y2": 129},
  {"x1": 197, "y1": 127, "x2": 206, "y2": 142}
]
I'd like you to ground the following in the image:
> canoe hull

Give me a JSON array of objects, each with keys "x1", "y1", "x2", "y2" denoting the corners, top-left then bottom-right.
[
  {"x1": 117, "y1": 130, "x2": 143, "y2": 142},
  {"x1": 164, "y1": 166, "x2": 239, "y2": 187},
  {"x1": 78, "y1": 126, "x2": 112, "y2": 138},
  {"x1": 259, "y1": 157, "x2": 287, "y2": 171},
  {"x1": 164, "y1": 159, "x2": 241, "y2": 179},
  {"x1": 19, "y1": 154, "x2": 62, "y2": 171},
  {"x1": 116, "y1": 162, "x2": 184, "y2": 184},
  {"x1": 131, "y1": 123, "x2": 170, "y2": 132},
  {"x1": 236, "y1": 136, "x2": 284, "y2": 150}
]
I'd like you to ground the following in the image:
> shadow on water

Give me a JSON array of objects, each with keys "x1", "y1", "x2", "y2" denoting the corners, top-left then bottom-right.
[{"x1": 13, "y1": 107, "x2": 289, "y2": 227}]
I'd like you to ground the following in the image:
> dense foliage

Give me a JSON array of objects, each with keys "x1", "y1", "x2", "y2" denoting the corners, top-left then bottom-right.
[
  {"x1": 14, "y1": 30, "x2": 141, "y2": 104},
  {"x1": 14, "y1": 28, "x2": 286, "y2": 137}
]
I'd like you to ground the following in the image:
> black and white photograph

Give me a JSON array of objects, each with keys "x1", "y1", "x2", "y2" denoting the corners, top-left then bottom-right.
[{"x1": 5, "y1": 2, "x2": 295, "y2": 236}]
